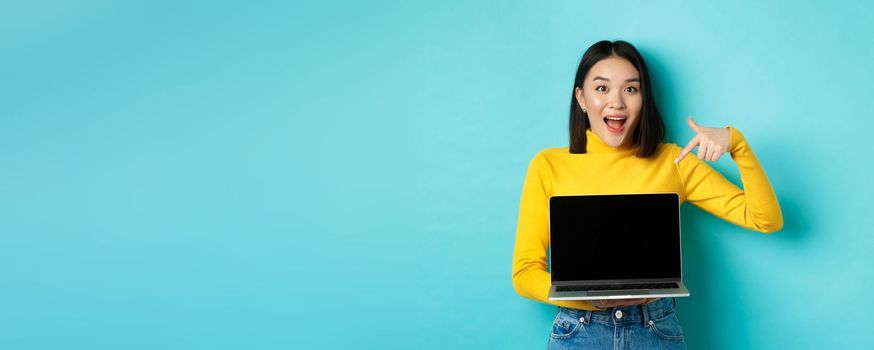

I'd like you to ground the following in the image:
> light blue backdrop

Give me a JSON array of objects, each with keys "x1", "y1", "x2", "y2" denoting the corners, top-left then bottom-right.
[{"x1": 2, "y1": 1, "x2": 872, "y2": 349}]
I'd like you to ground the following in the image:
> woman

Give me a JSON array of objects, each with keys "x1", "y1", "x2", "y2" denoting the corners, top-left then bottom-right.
[{"x1": 511, "y1": 40, "x2": 783, "y2": 349}]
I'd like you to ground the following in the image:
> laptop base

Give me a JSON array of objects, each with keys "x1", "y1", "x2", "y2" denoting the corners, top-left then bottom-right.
[{"x1": 548, "y1": 281, "x2": 690, "y2": 301}]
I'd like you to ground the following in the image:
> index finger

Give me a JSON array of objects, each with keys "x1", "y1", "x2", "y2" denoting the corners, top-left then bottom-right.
[{"x1": 675, "y1": 136, "x2": 700, "y2": 163}]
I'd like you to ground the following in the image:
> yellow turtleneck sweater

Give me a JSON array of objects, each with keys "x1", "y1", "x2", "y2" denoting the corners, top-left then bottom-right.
[{"x1": 511, "y1": 127, "x2": 783, "y2": 310}]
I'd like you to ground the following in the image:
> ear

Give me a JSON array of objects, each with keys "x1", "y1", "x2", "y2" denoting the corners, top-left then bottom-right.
[{"x1": 574, "y1": 87, "x2": 586, "y2": 111}]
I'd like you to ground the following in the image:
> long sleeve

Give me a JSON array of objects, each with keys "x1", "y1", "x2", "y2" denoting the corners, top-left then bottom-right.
[
  {"x1": 511, "y1": 151, "x2": 594, "y2": 310},
  {"x1": 673, "y1": 126, "x2": 784, "y2": 233}
]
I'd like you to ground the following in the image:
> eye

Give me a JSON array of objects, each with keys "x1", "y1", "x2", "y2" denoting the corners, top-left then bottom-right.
[
  {"x1": 595, "y1": 85, "x2": 607, "y2": 93},
  {"x1": 625, "y1": 86, "x2": 639, "y2": 93}
]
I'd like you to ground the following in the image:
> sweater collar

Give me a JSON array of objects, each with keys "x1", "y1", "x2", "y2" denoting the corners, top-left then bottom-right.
[{"x1": 584, "y1": 128, "x2": 637, "y2": 154}]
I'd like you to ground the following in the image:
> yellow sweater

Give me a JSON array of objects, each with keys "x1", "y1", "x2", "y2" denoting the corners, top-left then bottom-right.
[{"x1": 511, "y1": 127, "x2": 783, "y2": 310}]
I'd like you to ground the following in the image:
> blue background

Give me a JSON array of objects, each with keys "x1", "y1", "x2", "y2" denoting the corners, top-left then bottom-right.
[{"x1": 2, "y1": 0, "x2": 873, "y2": 349}]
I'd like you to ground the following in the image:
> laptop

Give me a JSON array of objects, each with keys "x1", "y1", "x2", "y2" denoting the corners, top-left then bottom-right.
[{"x1": 547, "y1": 193, "x2": 690, "y2": 300}]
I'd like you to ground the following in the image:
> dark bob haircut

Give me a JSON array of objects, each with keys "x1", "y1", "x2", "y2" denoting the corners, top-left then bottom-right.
[{"x1": 569, "y1": 40, "x2": 665, "y2": 157}]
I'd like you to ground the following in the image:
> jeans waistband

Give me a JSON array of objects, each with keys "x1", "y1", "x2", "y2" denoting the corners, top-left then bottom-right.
[{"x1": 557, "y1": 298, "x2": 677, "y2": 326}]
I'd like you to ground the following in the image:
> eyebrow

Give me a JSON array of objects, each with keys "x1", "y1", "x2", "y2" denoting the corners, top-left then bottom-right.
[{"x1": 592, "y1": 76, "x2": 640, "y2": 83}]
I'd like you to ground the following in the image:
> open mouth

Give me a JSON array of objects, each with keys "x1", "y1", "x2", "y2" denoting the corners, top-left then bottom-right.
[{"x1": 603, "y1": 115, "x2": 627, "y2": 133}]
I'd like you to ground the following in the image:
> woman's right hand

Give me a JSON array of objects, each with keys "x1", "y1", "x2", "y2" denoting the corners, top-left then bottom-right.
[{"x1": 592, "y1": 298, "x2": 655, "y2": 309}]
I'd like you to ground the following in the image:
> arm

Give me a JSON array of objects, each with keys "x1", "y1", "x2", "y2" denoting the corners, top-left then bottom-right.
[
  {"x1": 511, "y1": 151, "x2": 594, "y2": 309},
  {"x1": 673, "y1": 126, "x2": 784, "y2": 233}
]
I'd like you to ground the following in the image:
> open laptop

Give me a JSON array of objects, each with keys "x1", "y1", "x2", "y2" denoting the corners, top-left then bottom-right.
[{"x1": 547, "y1": 193, "x2": 690, "y2": 300}]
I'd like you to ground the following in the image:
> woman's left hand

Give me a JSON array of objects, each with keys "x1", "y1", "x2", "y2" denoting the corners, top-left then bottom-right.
[{"x1": 675, "y1": 116, "x2": 730, "y2": 163}]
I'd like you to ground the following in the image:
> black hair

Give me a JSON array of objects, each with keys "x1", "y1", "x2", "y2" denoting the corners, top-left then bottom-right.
[{"x1": 569, "y1": 40, "x2": 665, "y2": 157}]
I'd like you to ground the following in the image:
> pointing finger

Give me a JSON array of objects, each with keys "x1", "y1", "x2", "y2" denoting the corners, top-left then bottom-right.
[{"x1": 675, "y1": 136, "x2": 700, "y2": 163}]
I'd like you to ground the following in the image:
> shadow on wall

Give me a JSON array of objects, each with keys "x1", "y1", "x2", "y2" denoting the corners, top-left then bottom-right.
[
  {"x1": 677, "y1": 206, "x2": 747, "y2": 349},
  {"x1": 679, "y1": 183, "x2": 806, "y2": 350},
  {"x1": 755, "y1": 139, "x2": 811, "y2": 242},
  {"x1": 674, "y1": 138, "x2": 810, "y2": 349},
  {"x1": 640, "y1": 44, "x2": 811, "y2": 349}
]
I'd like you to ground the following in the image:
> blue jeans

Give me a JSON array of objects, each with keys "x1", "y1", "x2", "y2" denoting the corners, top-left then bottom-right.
[{"x1": 547, "y1": 298, "x2": 687, "y2": 350}]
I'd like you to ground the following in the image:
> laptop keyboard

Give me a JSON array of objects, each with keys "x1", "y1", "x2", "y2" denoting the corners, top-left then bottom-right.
[{"x1": 556, "y1": 282, "x2": 678, "y2": 292}]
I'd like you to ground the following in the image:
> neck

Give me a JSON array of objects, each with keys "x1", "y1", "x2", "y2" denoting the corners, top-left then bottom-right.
[{"x1": 584, "y1": 128, "x2": 637, "y2": 154}]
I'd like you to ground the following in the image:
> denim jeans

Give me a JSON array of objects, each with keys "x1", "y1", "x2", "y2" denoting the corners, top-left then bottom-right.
[{"x1": 547, "y1": 298, "x2": 686, "y2": 350}]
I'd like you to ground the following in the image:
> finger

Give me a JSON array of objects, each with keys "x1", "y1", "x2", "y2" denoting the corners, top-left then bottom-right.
[
  {"x1": 710, "y1": 148, "x2": 724, "y2": 162},
  {"x1": 602, "y1": 300, "x2": 626, "y2": 308},
  {"x1": 703, "y1": 143, "x2": 715, "y2": 161},
  {"x1": 600, "y1": 300, "x2": 619, "y2": 307},
  {"x1": 675, "y1": 136, "x2": 700, "y2": 163},
  {"x1": 708, "y1": 142, "x2": 721, "y2": 161},
  {"x1": 616, "y1": 299, "x2": 645, "y2": 307},
  {"x1": 605, "y1": 298, "x2": 646, "y2": 307},
  {"x1": 697, "y1": 144, "x2": 707, "y2": 160},
  {"x1": 714, "y1": 144, "x2": 726, "y2": 160},
  {"x1": 687, "y1": 116, "x2": 703, "y2": 133}
]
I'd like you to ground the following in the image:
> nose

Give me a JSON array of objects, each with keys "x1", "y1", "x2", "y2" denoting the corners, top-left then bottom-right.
[{"x1": 609, "y1": 91, "x2": 626, "y2": 110}]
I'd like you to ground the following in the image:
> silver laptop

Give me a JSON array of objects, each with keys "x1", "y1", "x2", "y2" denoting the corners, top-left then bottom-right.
[{"x1": 547, "y1": 193, "x2": 690, "y2": 300}]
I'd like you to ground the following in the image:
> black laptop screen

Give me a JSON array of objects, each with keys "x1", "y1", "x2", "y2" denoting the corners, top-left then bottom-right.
[{"x1": 549, "y1": 193, "x2": 681, "y2": 282}]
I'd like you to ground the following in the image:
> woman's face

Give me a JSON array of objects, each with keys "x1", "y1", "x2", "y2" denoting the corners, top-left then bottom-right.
[{"x1": 575, "y1": 56, "x2": 642, "y2": 148}]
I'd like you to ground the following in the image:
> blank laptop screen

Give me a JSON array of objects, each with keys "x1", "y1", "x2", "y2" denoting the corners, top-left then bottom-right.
[{"x1": 549, "y1": 193, "x2": 681, "y2": 282}]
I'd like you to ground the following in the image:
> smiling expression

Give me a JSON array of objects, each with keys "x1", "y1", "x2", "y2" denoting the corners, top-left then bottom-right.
[{"x1": 574, "y1": 56, "x2": 643, "y2": 148}]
